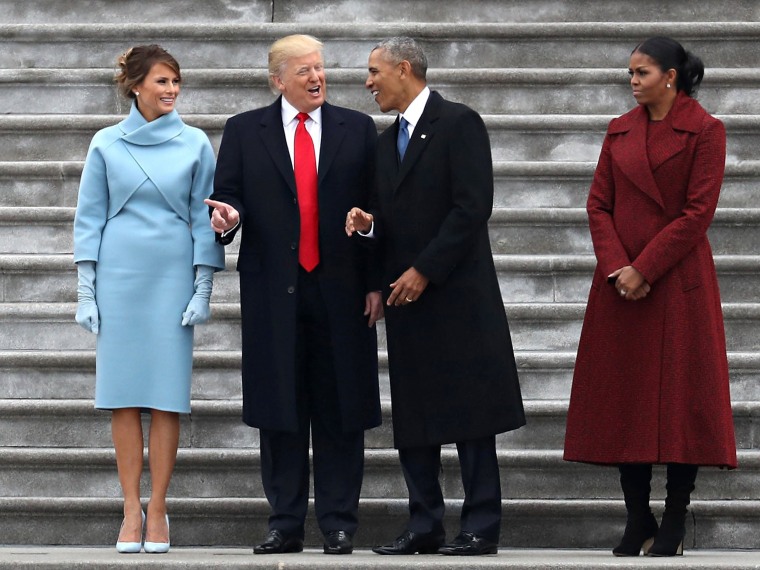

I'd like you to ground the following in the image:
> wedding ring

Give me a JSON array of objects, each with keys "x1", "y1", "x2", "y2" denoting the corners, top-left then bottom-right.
[{"x1": 405, "y1": 297, "x2": 413, "y2": 302}]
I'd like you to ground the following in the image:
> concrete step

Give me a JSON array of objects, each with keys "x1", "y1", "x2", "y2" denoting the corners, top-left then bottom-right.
[
  {"x1": 0, "y1": 398, "x2": 757, "y2": 451},
  {"x1": 2, "y1": 204, "x2": 758, "y2": 257},
  {"x1": 487, "y1": 207, "x2": 760, "y2": 255},
  {"x1": 0, "y1": 447, "x2": 756, "y2": 501},
  {"x1": 2, "y1": 23, "x2": 760, "y2": 69},
  {"x1": 0, "y1": 0, "x2": 271, "y2": 24},
  {"x1": 500, "y1": 301, "x2": 760, "y2": 353},
  {"x1": 0, "y1": 495, "x2": 756, "y2": 549},
  {"x1": 6, "y1": 0, "x2": 759, "y2": 24},
  {"x1": 0, "y1": 548, "x2": 759, "y2": 570},
  {"x1": 277, "y1": 0, "x2": 760, "y2": 25},
  {"x1": 2, "y1": 345, "x2": 760, "y2": 403},
  {"x1": 3, "y1": 68, "x2": 758, "y2": 116},
  {"x1": 492, "y1": 161, "x2": 760, "y2": 209},
  {"x1": 2, "y1": 252, "x2": 759, "y2": 306},
  {"x1": 4, "y1": 114, "x2": 760, "y2": 163},
  {"x1": 3, "y1": 300, "x2": 760, "y2": 353},
  {"x1": 3, "y1": 300, "x2": 760, "y2": 354},
  {"x1": 3, "y1": 160, "x2": 758, "y2": 211}
]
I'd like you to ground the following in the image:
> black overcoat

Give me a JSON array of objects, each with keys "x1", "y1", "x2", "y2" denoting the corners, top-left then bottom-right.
[
  {"x1": 211, "y1": 98, "x2": 381, "y2": 433},
  {"x1": 371, "y1": 91, "x2": 525, "y2": 448}
]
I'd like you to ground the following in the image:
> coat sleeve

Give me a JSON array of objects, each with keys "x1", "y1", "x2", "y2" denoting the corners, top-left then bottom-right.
[
  {"x1": 632, "y1": 118, "x2": 726, "y2": 284},
  {"x1": 73, "y1": 135, "x2": 109, "y2": 263},
  {"x1": 586, "y1": 130, "x2": 632, "y2": 278},
  {"x1": 412, "y1": 108, "x2": 494, "y2": 285},
  {"x1": 359, "y1": 115, "x2": 383, "y2": 293},
  {"x1": 210, "y1": 117, "x2": 247, "y2": 245},
  {"x1": 191, "y1": 136, "x2": 226, "y2": 269}
]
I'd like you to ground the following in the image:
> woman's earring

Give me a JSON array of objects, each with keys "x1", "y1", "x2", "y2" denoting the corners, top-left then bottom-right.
[
  {"x1": 134, "y1": 91, "x2": 140, "y2": 96},
  {"x1": 666, "y1": 83, "x2": 671, "y2": 89}
]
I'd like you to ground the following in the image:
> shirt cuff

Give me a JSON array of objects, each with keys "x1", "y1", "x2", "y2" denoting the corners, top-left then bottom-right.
[
  {"x1": 221, "y1": 221, "x2": 240, "y2": 238},
  {"x1": 358, "y1": 221, "x2": 375, "y2": 238}
]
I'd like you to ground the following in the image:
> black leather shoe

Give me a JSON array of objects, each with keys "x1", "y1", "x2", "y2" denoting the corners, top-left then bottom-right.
[
  {"x1": 372, "y1": 530, "x2": 445, "y2": 555},
  {"x1": 323, "y1": 530, "x2": 353, "y2": 554},
  {"x1": 253, "y1": 529, "x2": 304, "y2": 554},
  {"x1": 438, "y1": 531, "x2": 498, "y2": 555}
]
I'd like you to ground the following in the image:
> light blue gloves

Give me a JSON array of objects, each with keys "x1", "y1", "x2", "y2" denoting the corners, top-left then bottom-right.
[
  {"x1": 75, "y1": 260, "x2": 99, "y2": 334},
  {"x1": 182, "y1": 265, "x2": 215, "y2": 326}
]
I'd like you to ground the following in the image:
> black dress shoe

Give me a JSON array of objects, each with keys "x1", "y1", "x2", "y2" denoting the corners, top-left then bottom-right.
[
  {"x1": 253, "y1": 529, "x2": 304, "y2": 554},
  {"x1": 438, "y1": 531, "x2": 498, "y2": 555},
  {"x1": 323, "y1": 530, "x2": 353, "y2": 554},
  {"x1": 372, "y1": 530, "x2": 445, "y2": 555}
]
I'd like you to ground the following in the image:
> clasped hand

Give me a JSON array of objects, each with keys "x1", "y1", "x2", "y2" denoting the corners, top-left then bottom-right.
[{"x1": 609, "y1": 265, "x2": 651, "y2": 301}]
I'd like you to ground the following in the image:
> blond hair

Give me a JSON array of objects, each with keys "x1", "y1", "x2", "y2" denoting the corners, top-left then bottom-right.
[{"x1": 268, "y1": 34, "x2": 323, "y2": 92}]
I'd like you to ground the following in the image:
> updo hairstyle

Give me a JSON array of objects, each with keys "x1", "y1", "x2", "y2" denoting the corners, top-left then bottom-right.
[
  {"x1": 632, "y1": 37, "x2": 704, "y2": 97},
  {"x1": 114, "y1": 44, "x2": 181, "y2": 100}
]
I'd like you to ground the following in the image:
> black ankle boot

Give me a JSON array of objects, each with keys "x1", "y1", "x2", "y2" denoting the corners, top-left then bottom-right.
[
  {"x1": 613, "y1": 464, "x2": 657, "y2": 556},
  {"x1": 613, "y1": 511, "x2": 658, "y2": 556},
  {"x1": 648, "y1": 509, "x2": 685, "y2": 556},
  {"x1": 647, "y1": 464, "x2": 698, "y2": 557}
]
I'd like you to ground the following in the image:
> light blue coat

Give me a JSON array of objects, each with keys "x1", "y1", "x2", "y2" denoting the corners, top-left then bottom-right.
[
  {"x1": 74, "y1": 103, "x2": 223, "y2": 268},
  {"x1": 73, "y1": 103, "x2": 224, "y2": 412}
]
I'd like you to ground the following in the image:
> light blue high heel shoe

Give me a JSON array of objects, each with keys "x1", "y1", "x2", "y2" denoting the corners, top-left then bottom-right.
[
  {"x1": 144, "y1": 514, "x2": 170, "y2": 554},
  {"x1": 116, "y1": 510, "x2": 145, "y2": 554}
]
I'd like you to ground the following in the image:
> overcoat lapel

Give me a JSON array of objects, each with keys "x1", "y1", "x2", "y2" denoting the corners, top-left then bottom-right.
[
  {"x1": 393, "y1": 91, "x2": 440, "y2": 193},
  {"x1": 649, "y1": 92, "x2": 703, "y2": 170},
  {"x1": 609, "y1": 106, "x2": 665, "y2": 209},
  {"x1": 647, "y1": 128, "x2": 688, "y2": 172},
  {"x1": 318, "y1": 102, "x2": 346, "y2": 184},
  {"x1": 259, "y1": 97, "x2": 297, "y2": 196},
  {"x1": 610, "y1": 93, "x2": 704, "y2": 210}
]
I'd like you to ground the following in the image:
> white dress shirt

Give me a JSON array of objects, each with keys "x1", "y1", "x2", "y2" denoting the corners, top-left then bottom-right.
[{"x1": 281, "y1": 96, "x2": 322, "y2": 170}]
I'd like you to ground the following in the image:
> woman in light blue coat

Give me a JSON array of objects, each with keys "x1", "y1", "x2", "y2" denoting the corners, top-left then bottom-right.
[{"x1": 73, "y1": 45, "x2": 224, "y2": 554}]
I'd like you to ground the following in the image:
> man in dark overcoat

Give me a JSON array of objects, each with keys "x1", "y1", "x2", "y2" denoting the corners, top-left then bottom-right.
[
  {"x1": 346, "y1": 37, "x2": 525, "y2": 556},
  {"x1": 206, "y1": 34, "x2": 381, "y2": 556}
]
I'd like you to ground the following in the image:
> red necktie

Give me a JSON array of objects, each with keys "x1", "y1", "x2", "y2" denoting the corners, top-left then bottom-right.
[{"x1": 294, "y1": 112, "x2": 319, "y2": 271}]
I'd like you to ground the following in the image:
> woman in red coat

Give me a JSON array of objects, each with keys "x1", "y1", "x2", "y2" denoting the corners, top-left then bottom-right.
[{"x1": 563, "y1": 37, "x2": 737, "y2": 557}]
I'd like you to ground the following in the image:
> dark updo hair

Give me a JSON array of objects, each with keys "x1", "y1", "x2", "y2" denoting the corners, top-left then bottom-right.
[
  {"x1": 632, "y1": 37, "x2": 704, "y2": 97},
  {"x1": 114, "y1": 44, "x2": 181, "y2": 100}
]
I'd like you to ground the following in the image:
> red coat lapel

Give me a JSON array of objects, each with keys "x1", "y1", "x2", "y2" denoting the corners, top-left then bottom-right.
[
  {"x1": 608, "y1": 92, "x2": 707, "y2": 210},
  {"x1": 649, "y1": 92, "x2": 704, "y2": 171},
  {"x1": 608, "y1": 105, "x2": 665, "y2": 209}
]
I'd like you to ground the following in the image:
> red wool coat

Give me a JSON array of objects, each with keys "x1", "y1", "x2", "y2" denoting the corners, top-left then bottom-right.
[{"x1": 563, "y1": 92, "x2": 737, "y2": 468}]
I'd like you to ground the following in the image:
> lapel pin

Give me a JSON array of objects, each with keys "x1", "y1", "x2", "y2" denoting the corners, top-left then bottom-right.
[{"x1": 420, "y1": 134, "x2": 427, "y2": 139}]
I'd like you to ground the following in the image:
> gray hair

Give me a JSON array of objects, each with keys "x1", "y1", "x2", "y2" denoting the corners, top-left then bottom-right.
[{"x1": 372, "y1": 37, "x2": 427, "y2": 80}]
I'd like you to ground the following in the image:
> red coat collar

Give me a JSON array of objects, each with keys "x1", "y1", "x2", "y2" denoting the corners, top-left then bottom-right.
[
  {"x1": 607, "y1": 92, "x2": 708, "y2": 209},
  {"x1": 609, "y1": 91, "x2": 706, "y2": 135}
]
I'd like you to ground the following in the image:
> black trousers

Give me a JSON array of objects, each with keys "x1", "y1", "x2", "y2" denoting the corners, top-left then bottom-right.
[
  {"x1": 259, "y1": 268, "x2": 364, "y2": 538},
  {"x1": 398, "y1": 435, "x2": 502, "y2": 543}
]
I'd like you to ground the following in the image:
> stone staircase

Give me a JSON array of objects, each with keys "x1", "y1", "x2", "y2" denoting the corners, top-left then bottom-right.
[{"x1": 1, "y1": 0, "x2": 759, "y2": 562}]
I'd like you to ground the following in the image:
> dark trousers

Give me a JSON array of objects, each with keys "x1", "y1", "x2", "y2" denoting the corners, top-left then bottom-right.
[
  {"x1": 398, "y1": 435, "x2": 502, "y2": 543},
  {"x1": 259, "y1": 268, "x2": 364, "y2": 538}
]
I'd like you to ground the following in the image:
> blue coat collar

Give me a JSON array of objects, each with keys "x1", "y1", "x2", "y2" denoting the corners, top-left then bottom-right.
[{"x1": 120, "y1": 101, "x2": 185, "y2": 145}]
